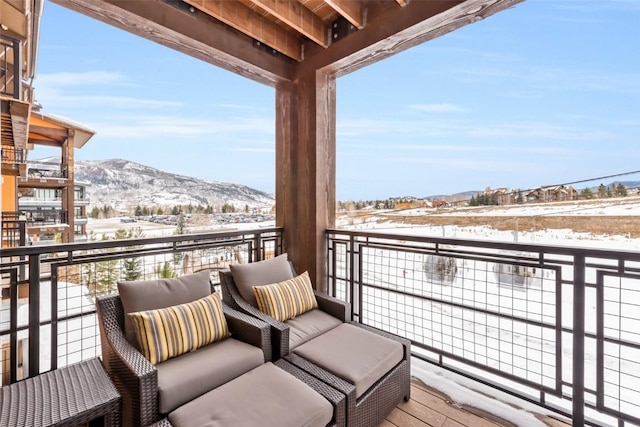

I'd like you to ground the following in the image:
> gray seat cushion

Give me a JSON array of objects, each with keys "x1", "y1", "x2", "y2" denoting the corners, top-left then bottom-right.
[
  {"x1": 229, "y1": 254, "x2": 294, "y2": 308},
  {"x1": 287, "y1": 309, "x2": 343, "y2": 350},
  {"x1": 293, "y1": 323, "x2": 403, "y2": 398},
  {"x1": 156, "y1": 337, "x2": 264, "y2": 414},
  {"x1": 168, "y1": 362, "x2": 333, "y2": 427},
  {"x1": 117, "y1": 270, "x2": 212, "y2": 346}
]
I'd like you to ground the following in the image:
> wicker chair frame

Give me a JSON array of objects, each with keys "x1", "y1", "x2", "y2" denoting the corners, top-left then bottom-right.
[
  {"x1": 219, "y1": 268, "x2": 411, "y2": 427},
  {"x1": 96, "y1": 285, "x2": 271, "y2": 427}
]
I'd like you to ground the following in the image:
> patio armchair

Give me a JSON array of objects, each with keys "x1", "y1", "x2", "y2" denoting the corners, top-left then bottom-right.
[
  {"x1": 219, "y1": 254, "x2": 411, "y2": 427},
  {"x1": 97, "y1": 270, "x2": 346, "y2": 427}
]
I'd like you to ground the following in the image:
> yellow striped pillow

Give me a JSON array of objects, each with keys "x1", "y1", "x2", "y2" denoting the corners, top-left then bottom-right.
[
  {"x1": 253, "y1": 271, "x2": 318, "y2": 322},
  {"x1": 128, "y1": 292, "x2": 230, "y2": 365}
]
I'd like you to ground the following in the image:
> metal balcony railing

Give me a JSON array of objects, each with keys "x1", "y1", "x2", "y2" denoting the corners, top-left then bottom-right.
[
  {"x1": 325, "y1": 229, "x2": 640, "y2": 427},
  {"x1": 2, "y1": 226, "x2": 638, "y2": 426},
  {"x1": 27, "y1": 165, "x2": 68, "y2": 179},
  {"x1": 0, "y1": 228, "x2": 283, "y2": 386},
  {"x1": 1, "y1": 213, "x2": 26, "y2": 248},
  {"x1": 24, "y1": 210, "x2": 69, "y2": 226},
  {"x1": 0, "y1": 35, "x2": 21, "y2": 99},
  {"x1": 0, "y1": 146, "x2": 27, "y2": 165}
]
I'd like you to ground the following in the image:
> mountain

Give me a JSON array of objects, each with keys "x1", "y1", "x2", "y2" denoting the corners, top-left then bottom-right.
[{"x1": 32, "y1": 158, "x2": 275, "y2": 210}]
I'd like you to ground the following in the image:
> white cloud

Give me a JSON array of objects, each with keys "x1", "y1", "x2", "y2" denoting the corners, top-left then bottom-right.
[
  {"x1": 378, "y1": 144, "x2": 572, "y2": 156},
  {"x1": 88, "y1": 115, "x2": 274, "y2": 140},
  {"x1": 409, "y1": 103, "x2": 470, "y2": 113},
  {"x1": 338, "y1": 117, "x2": 612, "y2": 143},
  {"x1": 466, "y1": 122, "x2": 615, "y2": 141},
  {"x1": 228, "y1": 148, "x2": 275, "y2": 153},
  {"x1": 39, "y1": 94, "x2": 182, "y2": 109},
  {"x1": 36, "y1": 71, "x2": 127, "y2": 87}
]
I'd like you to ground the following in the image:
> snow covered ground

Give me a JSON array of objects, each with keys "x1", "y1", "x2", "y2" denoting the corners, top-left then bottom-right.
[{"x1": 334, "y1": 200, "x2": 640, "y2": 427}]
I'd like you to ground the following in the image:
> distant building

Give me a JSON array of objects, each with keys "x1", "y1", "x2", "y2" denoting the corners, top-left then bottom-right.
[
  {"x1": 2, "y1": 111, "x2": 95, "y2": 246},
  {"x1": 525, "y1": 185, "x2": 576, "y2": 203},
  {"x1": 18, "y1": 180, "x2": 91, "y2": 244}
]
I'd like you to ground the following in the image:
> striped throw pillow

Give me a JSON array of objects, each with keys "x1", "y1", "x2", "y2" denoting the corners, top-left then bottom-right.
[
  {"x1": 253, "y1": 271, "x2": 318, "y2": 322},
  {"x1": 128, "y1": 292, "x2": 230, "y2": 365}
]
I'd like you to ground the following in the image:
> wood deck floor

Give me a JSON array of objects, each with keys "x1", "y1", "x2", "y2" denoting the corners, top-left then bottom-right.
[{"x1": 381, "y1": 379, "x2": 572, "y2": 427}]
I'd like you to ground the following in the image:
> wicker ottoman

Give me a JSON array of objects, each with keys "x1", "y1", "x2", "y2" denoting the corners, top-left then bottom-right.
[{"x1": 167, "y1": 360, "x2": 345, "y2": 427}]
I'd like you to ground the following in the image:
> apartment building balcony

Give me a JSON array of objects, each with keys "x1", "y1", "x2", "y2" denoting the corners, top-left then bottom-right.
[
  {"x1": 74, "y1": 197, "x2": 90, "y2": 207},
  {"x1": 0, "y1": 228, "x2": 637, "y2": 426}
]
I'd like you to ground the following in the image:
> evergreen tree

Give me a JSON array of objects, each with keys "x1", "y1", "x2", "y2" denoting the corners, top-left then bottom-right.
[
  {"x1": 174, "y1": 213, "x2": 186, "y2": 236},
  {"x1": 82, "y1": 233, "x2": 118, "y2": 296},
  {"x1": 597, "y1": 184, "x2": 607, "y2": 198},
  {"x1": 116, "y1": 227, "x2": 145, "y2": 281},
  {"x1": 616, "y1": 183, "x2": 628, "y2": 197},
  {"x1": 516, "y1": 190, "x2": 524, "y2": 204},
  {"x1": 580, "y1": 188, "x2": 593, "y2": 199},
  {"x1": 135, "y1": 205, "x2": 142, "y2": 217},
  {"x1": 173, "y1": 213, "x2": 186, "y2": 265},
  {"x1": 90, "y1": 206, "x2": 100, "y2": 218},
  {"x1": 156, "y1": 262, "x2": 176, "y2": 278},
  {"x1": 221, "y1": 203, "x2": 235, "y2": 213}
]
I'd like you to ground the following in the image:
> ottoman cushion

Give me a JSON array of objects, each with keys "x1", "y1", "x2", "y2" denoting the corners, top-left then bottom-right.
[
  {"x1": 293, "y1": 323, "x2": 403, "y2": 398},
  {"x1": 168, "y1": 362, "x2": 332, "y2": 427}
]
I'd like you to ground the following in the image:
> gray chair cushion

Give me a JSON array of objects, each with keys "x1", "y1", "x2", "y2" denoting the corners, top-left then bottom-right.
[
  {"x1": 118, "y1": 270, "x2": 212, "y2": 346},
  {"x1": 168, "y1": 362, "x2": 333, "y2": 427},
  {"x1": 229, "y1": 253, "x2": 294, "y2": 308},
  {"x1": 287, "y1": 309, "x2": 343, "y2": 350},
  {"x1": 293, "y1": 323, "x2": 403, "y2": 398},
  {"x1": 156, "y1": 337, "x2": 264, "y2": 414}
]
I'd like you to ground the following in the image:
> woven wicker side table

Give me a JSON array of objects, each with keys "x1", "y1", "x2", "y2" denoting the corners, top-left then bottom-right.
[{"x1": 0, "y1": 357, "x2": 120, "y2": 427}]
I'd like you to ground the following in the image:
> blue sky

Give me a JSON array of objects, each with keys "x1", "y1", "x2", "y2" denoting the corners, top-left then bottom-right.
[{"x1": 33, "y1": 0, "x2": 639, "y2": 201}]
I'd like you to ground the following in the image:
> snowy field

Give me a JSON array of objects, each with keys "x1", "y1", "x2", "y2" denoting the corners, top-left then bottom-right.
[{"x1": 334, "y1": 200, "x2": 640, "y2": 427}]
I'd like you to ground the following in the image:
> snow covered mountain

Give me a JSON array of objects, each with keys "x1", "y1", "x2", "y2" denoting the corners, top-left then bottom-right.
[{"x1": 38, "y1": 159, "x2": 274, "y2": 210}]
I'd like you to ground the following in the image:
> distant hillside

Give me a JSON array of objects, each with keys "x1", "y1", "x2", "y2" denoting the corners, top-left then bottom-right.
[{"x1": 31, "y1": 158, "x2": 275, "y2": 210}]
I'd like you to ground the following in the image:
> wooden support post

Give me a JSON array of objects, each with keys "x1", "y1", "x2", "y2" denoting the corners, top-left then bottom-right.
[
  {"x1": 61, "y1": 131, "x2": 75, "y2": 243},
  {"x1": 275, "y1": 69, "x2": 336, "y2": 293}
]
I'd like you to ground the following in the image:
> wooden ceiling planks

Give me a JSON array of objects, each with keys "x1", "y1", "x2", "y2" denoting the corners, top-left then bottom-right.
[
  {"x1": 248, "y1": 0, "x2": 329, "y2": 47},
  {"x1": 183, "y1": 0, "x2": 303, "y2": 61},
  {"x1": 323, "y1": 0, "x2": 365, "y2": 29}
]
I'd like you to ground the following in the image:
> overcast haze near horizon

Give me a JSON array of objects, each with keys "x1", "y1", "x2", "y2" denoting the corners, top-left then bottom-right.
[{"x1": 31, "y1": 0, "x2": 639, "y2": 201}]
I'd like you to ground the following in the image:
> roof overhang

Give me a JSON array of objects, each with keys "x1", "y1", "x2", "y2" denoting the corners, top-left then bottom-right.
[
  {"x1": 28, "y1": 111, "x2": 96, "y2": 148},
  {"x1": 49, "y1": 0, "x2": 523, "y2": 86}
]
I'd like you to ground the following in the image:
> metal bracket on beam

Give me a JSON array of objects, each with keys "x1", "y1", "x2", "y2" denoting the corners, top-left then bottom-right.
[
  {"x1": 253, "y1": 40, "x2": 279, "y2": 57},
  {"x1": 161, "y1": 0, "x2": 199, "y2": 17},
  {"x1": 331, "y1": 17, "x2": 357, "y2": 43}
]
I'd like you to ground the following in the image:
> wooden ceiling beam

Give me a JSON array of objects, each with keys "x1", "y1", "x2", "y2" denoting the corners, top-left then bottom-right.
[
  {"x1": 248, "y1": 0, "x2": 329, "y2": 47},
  {"x1": 298, "y1": 0, "x2": 522, "y2": 78},
  {"x1": 324, "y1": 0, "x2": 365, "y2": 29},
  {"x1": 184, "y1": 0, "x2": 303, "y2": 61},
  {"x1": 29, "y1": 124, "x2": 69, "y2": 141},
  {"x1": 50, "y1": 0, "x2": 293, "y2": 86}
]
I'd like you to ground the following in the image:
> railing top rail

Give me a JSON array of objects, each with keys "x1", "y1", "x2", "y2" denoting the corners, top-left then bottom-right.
[
  {"x1": 326, "y1": 227, "x2": 640, "y2": 260},
  {"x1": 0, "y1": 226, "x2": 284, "y2": 257}
]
